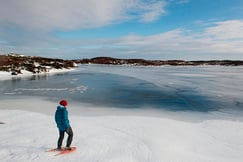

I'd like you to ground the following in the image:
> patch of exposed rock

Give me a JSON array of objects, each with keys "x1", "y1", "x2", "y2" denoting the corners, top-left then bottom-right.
[{"x1": 0, "y1": 54, "x2": 77, "y2": 75}]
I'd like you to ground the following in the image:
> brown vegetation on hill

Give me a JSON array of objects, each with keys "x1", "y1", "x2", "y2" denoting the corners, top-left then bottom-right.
[
  {"x1": 75, "y1": 56, "x2": 243, "y2": 66},
  {"x1": 0, "y1": 54, "x2": 77, "y2": 75}
]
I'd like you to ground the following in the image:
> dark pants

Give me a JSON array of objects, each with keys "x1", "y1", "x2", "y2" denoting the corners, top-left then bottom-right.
[{"x1": 57, "y1": 127, "x2": 73, "y2": 148}]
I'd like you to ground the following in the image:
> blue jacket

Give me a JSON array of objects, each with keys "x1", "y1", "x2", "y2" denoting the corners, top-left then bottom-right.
[{"x1": 55, "y1": 105, "x2": 70, "y2": 131}]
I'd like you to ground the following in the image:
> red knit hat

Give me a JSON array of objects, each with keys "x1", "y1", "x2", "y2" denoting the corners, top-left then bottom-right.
[{"x1": 59, "y1": 100, "x2": 68, "y2": 106}]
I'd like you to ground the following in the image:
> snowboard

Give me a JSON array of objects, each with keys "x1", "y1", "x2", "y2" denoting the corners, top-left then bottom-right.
[{"x1": 46, "y1": 147, "x2": 76, "y2": 156}]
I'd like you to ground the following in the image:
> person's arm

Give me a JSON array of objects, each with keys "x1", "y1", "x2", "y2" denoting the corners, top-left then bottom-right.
[{"x1": 63, "y1": 109, "x2": 70, "y2": 129}]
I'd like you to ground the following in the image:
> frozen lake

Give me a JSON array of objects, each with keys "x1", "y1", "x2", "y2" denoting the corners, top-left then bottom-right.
[{"x1": 1, "y1": 65, "x2": 243, "y2": 113}]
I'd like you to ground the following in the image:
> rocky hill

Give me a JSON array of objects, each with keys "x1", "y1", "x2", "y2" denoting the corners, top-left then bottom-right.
[
  {"x1": 1, "y1": 54, "x2": 243, "y2": 76},
  {"x1": 0, "y1": 54, "x2": 77, "y2": 75},
  {"x1": 75, "y1": 57, "x2": 243, "y2": 66}
]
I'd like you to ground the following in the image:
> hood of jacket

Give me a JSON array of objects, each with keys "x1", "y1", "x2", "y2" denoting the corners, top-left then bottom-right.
[{"x1": 57, "y1": 105, "x2": 65, "y2": 110}]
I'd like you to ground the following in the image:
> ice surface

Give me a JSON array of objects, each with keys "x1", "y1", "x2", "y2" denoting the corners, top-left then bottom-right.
[{"x1": 76, "y1": 65, "x2": 243, "y2": 112}]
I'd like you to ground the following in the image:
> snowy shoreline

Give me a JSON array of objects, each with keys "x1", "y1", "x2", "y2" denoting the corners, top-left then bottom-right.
[{"x1": 0, "y1": 68, "x2": 76, "y2": 81}]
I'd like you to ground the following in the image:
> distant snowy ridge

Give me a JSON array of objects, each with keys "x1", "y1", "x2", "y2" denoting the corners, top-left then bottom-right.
[{"x1": 76, "y1": 56, "x2": 243, "y2": 66}]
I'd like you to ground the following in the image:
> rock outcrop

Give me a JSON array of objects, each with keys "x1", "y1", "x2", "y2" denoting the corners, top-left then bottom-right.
[{"x1": 0, "y1": 54, "x2": 77, "y2": 75}]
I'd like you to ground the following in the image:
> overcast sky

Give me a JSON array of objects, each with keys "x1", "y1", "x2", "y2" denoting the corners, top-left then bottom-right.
[{"x1": 0, "y1": 0, "x2": 243, "y2": 60}]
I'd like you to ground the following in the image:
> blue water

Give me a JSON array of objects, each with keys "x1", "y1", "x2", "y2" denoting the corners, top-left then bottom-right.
[{"x1": 1, "y1": 65, "x2": 243, "y2": 112}]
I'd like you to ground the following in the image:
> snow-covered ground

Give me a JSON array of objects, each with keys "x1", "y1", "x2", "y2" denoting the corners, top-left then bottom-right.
[
  {"x1": 1, "y1": 98, "x2": 243, "y2": 162},
  {"x1": 0, "y1": 68, "x2": 75, "y2": 81}
]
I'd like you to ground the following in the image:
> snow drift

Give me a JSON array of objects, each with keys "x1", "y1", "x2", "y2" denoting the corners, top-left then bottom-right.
[{"x1": 1, "y1": 102, "x2": 243, "y2": 162}]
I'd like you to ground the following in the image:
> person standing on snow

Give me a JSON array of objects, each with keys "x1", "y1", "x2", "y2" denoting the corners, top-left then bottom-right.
[{"x1": 55, "y1": 100, "x2": 73, "y2": 150}]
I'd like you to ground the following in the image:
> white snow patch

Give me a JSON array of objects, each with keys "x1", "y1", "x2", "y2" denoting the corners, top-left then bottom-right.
[
  {"x1": 0, "y1": 68, "x2": 75, "y2": 81},
  {"x1": 0, "y1": 98, "x2": 243, "y2": 162}
]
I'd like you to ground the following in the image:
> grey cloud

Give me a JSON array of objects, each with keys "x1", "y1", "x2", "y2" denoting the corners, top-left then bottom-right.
[{"x1": 0, "y1": 0, "x2": 167, "y2": 31}]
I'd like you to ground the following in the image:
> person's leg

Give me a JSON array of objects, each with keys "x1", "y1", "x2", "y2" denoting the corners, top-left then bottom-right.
[
  {"x1": 65, "y1": 127, "x2": 73, "y2": 148},
  {"x1": 57, "y1": 130, "x2": 65, "y2": 149}
]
